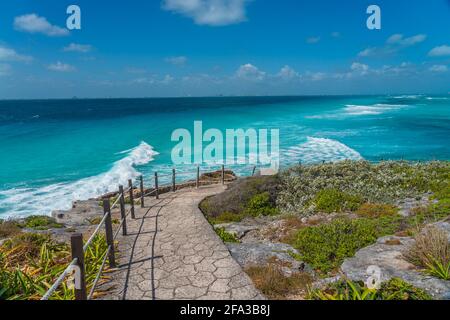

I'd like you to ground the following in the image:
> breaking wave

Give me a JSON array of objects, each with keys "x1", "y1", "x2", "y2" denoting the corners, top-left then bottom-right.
[
  {"x1": 284, "y1": 137, "x2": 363, "y2": 164},
  {"x1": 0, "y1": 142, "x2": 159, "y2": 218}
]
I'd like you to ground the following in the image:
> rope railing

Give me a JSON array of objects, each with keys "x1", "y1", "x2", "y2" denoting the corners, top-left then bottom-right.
[
  {"x1": 87, "y1": 245, "x2": 111, "y2": 300},
  {"x1": 41, "y1": 258, "x2": 78, "y2": 300},
  {"x1": 41, "y1": 165, "x2": 251, "y2": 300}
]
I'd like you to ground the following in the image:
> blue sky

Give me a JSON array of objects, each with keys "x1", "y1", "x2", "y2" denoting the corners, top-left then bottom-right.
[{"x1": 0, "y1": 0, "x2": 449, "y2": 98}]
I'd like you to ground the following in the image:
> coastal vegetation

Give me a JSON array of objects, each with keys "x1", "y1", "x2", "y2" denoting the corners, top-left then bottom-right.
[
  {"x1": 200, "y1": 160, "x2": 450, "y2": 300},
  {"x1": 309, "y1": 278, "x2": 431, "y2": 300},
  {"x1": 0, "y1": 233, "x2": 109, "y2": 300}
]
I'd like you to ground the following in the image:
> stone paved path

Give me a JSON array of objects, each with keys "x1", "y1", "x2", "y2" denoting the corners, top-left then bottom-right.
[{"x1": 101, "y1": 184, "x2": 264, "y2": 300}]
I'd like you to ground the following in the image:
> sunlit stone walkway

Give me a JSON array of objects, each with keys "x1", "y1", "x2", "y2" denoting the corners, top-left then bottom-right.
[{"x1": 101, "y1": 184, "x2": 263, "y2": 300}]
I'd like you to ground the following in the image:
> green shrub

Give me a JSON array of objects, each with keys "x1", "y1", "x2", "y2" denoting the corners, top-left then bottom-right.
[
  {"x1": 357, "y1": 203, "x2": 399, "y2": 218},
  {"x1": 244, "y1": 192, "x2": 280, "y2": 217},
  {"x1": 313, "y1": 189, "x2": 362, "y2": 213},
  {"x1": 378, "y1": 278, "x2": 432, "y2": 300},
  {"x1": 214, "y1": 227, "x2": 239, "y2": 243},
  {"x1": 22, "y1": 216, "x2": 63, "y2": 230},
  {"x1": 309, "y1": 278, "x2": 431, "y2": 300},
  {"x1": 199, "y1": 175, "x2": 280, "y2": 219},
  {"x1": 277, "y1": 160, "x2": 450, "y2": 215},
  {"x1": 293, "y1": 216, "x2": 401, "y2": 274}
]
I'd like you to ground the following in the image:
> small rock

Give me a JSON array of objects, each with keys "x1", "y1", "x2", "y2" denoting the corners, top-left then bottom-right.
[
  {"x1": 226, "y1": 242, "x2": 313, "y2": 277},
  {"x1": 52, "y1": 199, "x2": 103, "y2": 226},
  {"x1": 215, "y1": 223, "x2": 260, "y2": 239},
  {"x1": 341, "y1": 234, "x2": 450, "y2": 299}
]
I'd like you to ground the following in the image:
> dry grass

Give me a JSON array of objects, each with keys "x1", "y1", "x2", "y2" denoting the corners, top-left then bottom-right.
[
  {"x1": 357, "y1": 203, "x2": 398, "y2": 218},
  {"x1": 245, "y1": 263, "x2": 312, "y2": 300},
  {"x1": 0, "y1": 221, "x2": 22, "y2": 239},
  {"x1": 405, "y1": 226, "x2": 450, "y2": 270}
]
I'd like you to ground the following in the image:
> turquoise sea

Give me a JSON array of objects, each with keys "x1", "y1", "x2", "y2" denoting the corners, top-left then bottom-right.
[{"x1": 0, "y1": 95, "x2": 449, "y2": 218}]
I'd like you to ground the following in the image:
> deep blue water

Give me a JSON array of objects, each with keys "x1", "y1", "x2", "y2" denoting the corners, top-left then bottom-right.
[{"x1": 0, "y1": 95, "x2": 449, "y2": 218}]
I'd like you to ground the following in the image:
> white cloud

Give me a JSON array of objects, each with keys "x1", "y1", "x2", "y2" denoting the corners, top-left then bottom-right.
[
  {"x1": 0, "y1": 45, "x2": 32, "y2": 62},
  {"x1": 48, "y1": 61, "x2": 76, "y2": 72},
  {"x1": 165, "y1": 56, "x2": 188, "y2": 66},
  {"x1": 161, "y1": 74, "x2": 174, "y2": 84},
  {"x1": 63, "y1": 43, "x2": 93, "y2": 53},
  {"x1": 359, "y1": 34, "x2": 427, "y2": 57},
  {"x1": 306, "y1": 36, "x2": 321, "y2": 44},
  {"x1": 162, "y1": 0, "x2": 249, "y2": 26},
  {"x1": 235, "y1": 63, "x2": 266, "y2": 81},
  {"x1": 428, "y1": 45, "x2": 450, "y2": 57},
  {"x1": 277, "y1": 65, "x2": 300, "y2": 80},
  {"x1": 303, "y1": 71, "x2": 327, "y2": 81},
  {"x1": 14, "y1": 14, "x2": 69, "y2": 37},
  {"x1": 0, "y1": 64, "x2": 12, "y2": 76},
  {"x1": 429, "y1": 65, "x2": 448, "y2": 73},
  {"x1": 358, "y1": 48, "x2": 376, "y2": 57},
  {"x1": 351, "y1": 62, "x2": 369, "y2": 75},
  {"x1": 387, "y1": 34, "x2": 427, "y2": 46}
]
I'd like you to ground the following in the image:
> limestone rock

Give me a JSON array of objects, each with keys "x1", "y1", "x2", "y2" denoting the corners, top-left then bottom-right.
[
  {"x1": 52, "y1": 199, "x2": 103, "y2": 226},
  {"x1": 341, "y1": 235, "x2": 450, "y2": 299},
  {"x1": 226, "y1": 242, "x2": 313, "y2": 276}
]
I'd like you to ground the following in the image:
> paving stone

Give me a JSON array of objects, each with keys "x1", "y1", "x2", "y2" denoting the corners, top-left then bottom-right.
[{"x1": 99, "y1": 185, "x2": 263, "y2": 300}]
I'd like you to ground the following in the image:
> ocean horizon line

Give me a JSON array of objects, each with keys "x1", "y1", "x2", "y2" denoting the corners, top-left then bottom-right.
[{"x1": 1, "y1": 92, "x2": 449, "y2": 102}]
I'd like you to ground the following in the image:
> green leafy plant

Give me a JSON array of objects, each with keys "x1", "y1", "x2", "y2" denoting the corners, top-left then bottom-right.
[
  {"x1": 309, "y1": 278, "x2": 431, "y2": 300},
  {"x1": 405, "y1": 226, "x2": 450, "y2": 280},
  {"x1": 244, "y1": 192, "x2": 280, "y2": 217},
  {"x1": 21, "y1": 216, "x2": 63, "y2": 230},
  {"x1": 313, "y1": 189, "x2": 363, "y2": 213},
  {"x1": 214, "y1": 227, "x2": 239, "y2": 243},
  {"x1": 0, "y1": 232, "x2": 109, "y2": 300},
  {"x1": 424, "y1": 257, "x2": 450, "y2": 280},
  {"x1": 292, "y1": 216, "x2": 401, "y2": 274}
]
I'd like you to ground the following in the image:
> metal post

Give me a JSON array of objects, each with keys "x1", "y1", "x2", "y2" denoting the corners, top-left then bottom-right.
[
  {"x1": 71, "y1": 233, "x2": 87, "y2": 300},
  {"x1": 103, "y1": 199, "x2": 116, "y2": 268},
  {"x1": 139, "y1": 175, "x2": 144, "y2": 208},
  {"x1": 128, "y1": 179, "x2": 135, "y2": 219},
  {"x1": 154, "y1": 172, "x2": 159, "y2": 199},
  {"x1": 172, "y1": 168, "x2": 176, "y2": 192},
  {"x1": 221, "y1": 165, "x2": 225, "y2": 185},
  {"x1": 196, "y1": 165, "x2": 200, "y2": 189},
  {"x1": 118, "y1": 185, "x2": 127, "y2": 236}
]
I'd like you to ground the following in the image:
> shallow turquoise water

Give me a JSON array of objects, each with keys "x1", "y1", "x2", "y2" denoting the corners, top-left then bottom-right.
[{"x1": 0, "y1": 95, "x2": 449, "y2": 217}]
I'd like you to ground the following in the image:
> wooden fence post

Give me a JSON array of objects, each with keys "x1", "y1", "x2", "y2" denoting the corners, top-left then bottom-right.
[
  {"x1": 118, "y1": 185, "x2": 127, "y2": 236},
  {"x1": 154, "y1": 172, "x2": 159, "y2": 199},
  {"x1": 172, "y1": 168, "x2": 176, "y2": 192},
  {"x1": 196, "y1": 165, "x2": 200, "y2": 189},
  {"x1": 103, "y1": 199, "x2": 116, "y2": 268},
  {"x1": 221, "y1": 165, "x2": 225, "y2": 185},
  {"x1": 139, "y1": 175, "x2": 144, "y2": 208},
  {"x1": 128, "y1": 179, "x2": 135, "y2": 219},
  {"x1": 70, "y1": 233, "x2": 87, "y2": 300}
]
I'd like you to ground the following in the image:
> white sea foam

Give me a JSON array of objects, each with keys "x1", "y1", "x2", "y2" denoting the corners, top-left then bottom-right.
[
  {"x1": 425, "y1": 97, "x2": 449, "y2": 100},
  {"x1": 283, "y1": 137, "x2": 362, "y2": 164},
  {"x1": 343, "y1": 104, "x2": 406, "y2": 116},
  {"x1": 392, "y1": 95, "x2": 422, "y2": 99},
  {"x1": 0, "y1": 141, "x2": 159, "y2": 218}
]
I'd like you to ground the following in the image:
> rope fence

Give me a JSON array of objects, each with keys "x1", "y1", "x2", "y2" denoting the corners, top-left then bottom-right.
[{"x1": 41, "y1": 164, "x2": 253, "y2": 300}]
